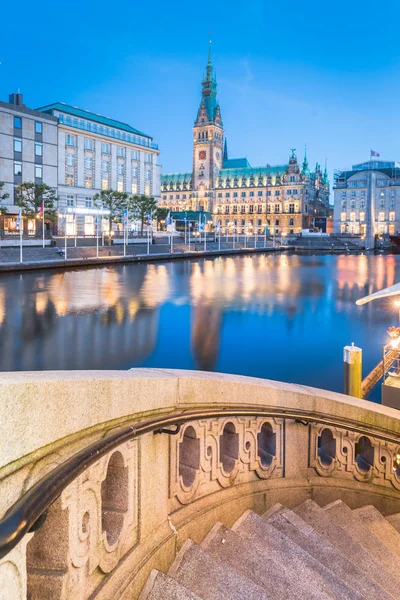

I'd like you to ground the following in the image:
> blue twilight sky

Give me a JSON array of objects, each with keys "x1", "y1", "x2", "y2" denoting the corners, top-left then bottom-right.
[{"x1": 1, "y1": 0, "x2": 400, "y2": 193}]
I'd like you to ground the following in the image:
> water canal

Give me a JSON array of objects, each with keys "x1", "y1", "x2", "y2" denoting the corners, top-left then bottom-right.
[{"x1": 0, "y1": 253, "x2": 398, "y2": 402}]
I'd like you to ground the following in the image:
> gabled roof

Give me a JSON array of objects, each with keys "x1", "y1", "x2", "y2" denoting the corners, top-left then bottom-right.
[
  {"x1": 223, "y1": 158, "x2": 251, "y2": 169},
  {"x1": 35, "y1": 102, "x2": 152, "y2": 139}
]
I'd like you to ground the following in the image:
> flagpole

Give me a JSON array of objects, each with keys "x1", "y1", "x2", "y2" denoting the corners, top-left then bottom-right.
[
  {"x1": 188, "y1": 220, "x2": 191, "y2": 253},
  {"x1": 42, "y1": 198, "x2": 45, "y2": 248},
  {"x1": 64, "y1": 212, "x2": 67, "y2": 260},
  {"x1": 74, "y1": 210, "x2": 77, "y2": 247},
  {"x1": 147, "y1": 213, "x2": 150, "y2": 255},
  {"x1": 96, "y1": 212, "x2": 99, "y2": 259},
  {"x1": 264, "y1": 225, "x2": 267, "y2": 247},
  {"x1": 218, "y1": 226, "x2": 221, "y2": 251},
  {"x1": 171, "y1": 221, "x2": 174, "y2": 253},
  {"x1": 20, "y1": 214, "x2": 23, "y2": 263},
  {"x1": 123, "y1": 212, "x2": 126, "y2": 257}
]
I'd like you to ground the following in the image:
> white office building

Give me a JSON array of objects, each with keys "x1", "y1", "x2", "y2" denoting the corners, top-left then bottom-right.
[
  {"x1": 36, "y1": 102, "x2": 161, "y2": 236},
  {"x1": 334, "y1": 160, "x2": 400, "y2": 247}
]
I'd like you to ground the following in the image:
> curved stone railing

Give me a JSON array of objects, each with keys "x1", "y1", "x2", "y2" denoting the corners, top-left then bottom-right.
[{"x1": 1, "y1": 369, "x2": 400, "y2": 599}]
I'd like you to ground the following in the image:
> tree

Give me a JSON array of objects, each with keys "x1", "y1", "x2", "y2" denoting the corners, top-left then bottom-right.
[
  {"x1": 129, "y1": 194, "x2": 158, "y2": 235},
  {"x1": 155, "y1": 207, "x2": 169, "y2": 231},
  {"x1": 93, "y1": 189, "x2": 128, "y2": 236},
  {"x1": 15, "y1": 182, "x2": 58, "y2": 236},
  {"x1": 0, "y1": 182, "x2": 9, "y2": 215}
]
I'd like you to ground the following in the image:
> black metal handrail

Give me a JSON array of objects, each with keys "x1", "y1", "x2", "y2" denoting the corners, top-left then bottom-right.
[{"x1": 0, "y1": 404, "x2": 399, "y2": 560}]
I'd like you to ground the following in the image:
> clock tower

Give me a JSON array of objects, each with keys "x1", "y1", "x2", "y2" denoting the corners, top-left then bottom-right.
[{"x1": 192, "y1": 40, "x2": 224, "y2": 212}]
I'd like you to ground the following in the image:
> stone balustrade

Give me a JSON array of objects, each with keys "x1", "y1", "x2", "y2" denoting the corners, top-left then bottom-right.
[{"x1": 0, "y1": 369, "x2": 400, "y2": 599}]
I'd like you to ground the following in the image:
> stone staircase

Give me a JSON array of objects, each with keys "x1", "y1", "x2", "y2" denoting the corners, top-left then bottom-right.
[{"x1": 139, "y1": 499, "x2": 400, "y2": 599}]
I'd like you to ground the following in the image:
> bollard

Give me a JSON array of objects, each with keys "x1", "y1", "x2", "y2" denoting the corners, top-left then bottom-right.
[{"x1": 343, "y1": 343, "x2": 362, "y2": 398}]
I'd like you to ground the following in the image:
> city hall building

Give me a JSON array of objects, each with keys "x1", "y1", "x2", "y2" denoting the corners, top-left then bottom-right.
[{"x1": 160, "y1": 45, "x2": 330, "y2": 234}]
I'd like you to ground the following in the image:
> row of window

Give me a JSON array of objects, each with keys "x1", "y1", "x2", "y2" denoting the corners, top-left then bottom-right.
[
  {"x1": 342, "y1": 189, "x2": 397, "y2": 198},
  {"x1": 215, "y1": 218, "x2": 296, "y2": 227},
  {"x1": 215, "y1": 203, "x2": 299, "y2": 215},
  {"x1": 13, "y1": 116, "x2": 43, "y2": 134},
  {"x1": 14, "y1": 138, "x2": 42, "y2": 156},
  {"x1": 341, "y1": 211, "x2": 396, "y2": 222},
  {"x1": 64, "y1": 173, "x2": 150, "y2": 195},
  {"x1": 59, "y1": 113, "x2": 157, "y2": 149},
  {"x1": 341, "y1": 199, "x2": 396, "y2": 210},
  {"x1": 64, "y1": 135, "x2": 153, "y2": 163},
  {"x1": 13, "y1": 161, "x2": 43, "y2": 179},
  {"x1": 216, "y1": 189, "x2": 299, "y2": 199}
]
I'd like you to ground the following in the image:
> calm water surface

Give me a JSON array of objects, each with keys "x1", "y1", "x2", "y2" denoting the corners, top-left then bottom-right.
[{"x1": 0, "y1": 253, "x2": 399, "y2": 402}]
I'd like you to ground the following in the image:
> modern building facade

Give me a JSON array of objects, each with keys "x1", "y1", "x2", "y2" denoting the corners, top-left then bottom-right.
[
  {"x1": 333, "y1": 160, "x2": 400, "y2": 247},
  {"x1": 0, "y1": 92, "x2": 161, "y2": 237},
  {"x1": 160, "y1": 44, "x2": 330, "y2": 235},
  {"x1": 36, "y1": 102, "x2": 161, "y2": 236},
  {"x1": 0, "y1": 93, "x2": 58, "y2": 235}
]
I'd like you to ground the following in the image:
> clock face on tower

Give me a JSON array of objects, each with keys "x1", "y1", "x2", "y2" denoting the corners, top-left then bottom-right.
[{"x1": 199, "y1": 150, "x2": 206, "y2": 160}]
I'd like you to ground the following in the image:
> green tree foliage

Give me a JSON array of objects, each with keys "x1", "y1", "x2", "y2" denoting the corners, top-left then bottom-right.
[
  {"x1": 154, "y1": 207, "x2": 169, "y2": 231},
  {"x1": 15, "y1": 182, "x2": 58, "y2": 236},
  {"x1": 93, "y1": 189, "x2": 129, "y2": 234},
  {"x1": 129, "y1": 195, "x2": 158, "y2": 235},
  {"x1": 0, "y1": 182, "x2": 9, "y2": 215}
]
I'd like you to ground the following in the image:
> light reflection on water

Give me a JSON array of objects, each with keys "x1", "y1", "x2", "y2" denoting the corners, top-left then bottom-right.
[{"x1": 0, "y1": 253, "x2": 398, "y2": 402}]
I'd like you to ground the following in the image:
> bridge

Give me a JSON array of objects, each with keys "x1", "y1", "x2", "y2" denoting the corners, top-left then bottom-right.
[{"x1": 0, "y1": 370, "x2": 400, "y2": 598}]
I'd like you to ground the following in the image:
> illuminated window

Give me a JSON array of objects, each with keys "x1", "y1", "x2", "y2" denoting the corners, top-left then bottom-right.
[
  {"x1": 84, "y1": 215, "x2": 95, "y2": 236},
  {"x1": 341, "y1": 212, "x2": 346, "y2": 222},
  {"x1": 102, "y1": 178, "x2": 108, "y2": 190},
  {"x1": 66, "y1": 174, "x2": 74, "y2": 186},
  {"x1": 145, "y1": 185, "x2": 150, "y2": 195},
  {"x1": 379, "y1": 211, "x2": 385, "y2": 222},
  {"x1": 132, "y1": 183, "x2": 138, "y2": 194},
  {"x1": 117, "y1": 181, "x2": 124, "y2": 192},
  {"x1": 390, "y1": 211, "x2": 395, "y2": 221},
  {"x1": 350, "y1": 212, "x2": 355, "y2": 222},
  {"x1": 85, "y1": 175, "x2": 92, "y2": 188},
  {"x1": 360, "y1": 211, "x2": 365, "y2": 222}
]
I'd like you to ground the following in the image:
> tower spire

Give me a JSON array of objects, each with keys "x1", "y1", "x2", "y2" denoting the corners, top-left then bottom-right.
[
  {"x1": 206, "y1": 31, "x2": 213, "y2": 81},
  {"x1": 223, "y1": 137, "x2": 228, "y2": 162},
  {"x1": 323, "y1": 158, "x2": 329, "y2": 184},
  {"x1": 302, "y1": 144, "x2": 309, "y2": 175}
]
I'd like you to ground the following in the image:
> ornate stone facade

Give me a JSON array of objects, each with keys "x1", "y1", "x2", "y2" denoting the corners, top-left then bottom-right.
[{"x1": 160, "y1": 44, "x2": 330, "y2": 235}]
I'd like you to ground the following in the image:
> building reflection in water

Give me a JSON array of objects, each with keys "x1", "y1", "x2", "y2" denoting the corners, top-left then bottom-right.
[{"x1": 0, "y1": 255, "x2": 400, "y2": 394}]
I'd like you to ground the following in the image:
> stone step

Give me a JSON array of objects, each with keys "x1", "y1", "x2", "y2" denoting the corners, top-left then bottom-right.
[
  {"x1": 294, "y1": 499, "x2": 400, "y2": 599},
  {"x1": 264, "y1": 505, "x2": 390, "y2": 600},
  {"x1": 231, "y1": 509, "x2": 359, "y2": 600},
  {"x1": 139, "y1": 569, "x2": 202, "y2": 599},
  {"x1": 201, "y1": 522, "x2": 333, "y2": 600},
  {"x1": 168, "y1": 539, "x2": 271, "y2": 600},
  {"x1": 323, "y1": 499, "x2": 400, "y2": 584},
  {"x1": 387, "y1": 512, "x2": 400, "y2": 533},
  {"x1": 353, "y1": 505, "x2": 400, "y2": 559}
]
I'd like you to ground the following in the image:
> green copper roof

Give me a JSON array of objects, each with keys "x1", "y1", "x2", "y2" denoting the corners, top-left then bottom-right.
[
  {"x1": 161, "y1": 172, "x2": 192, "y2": 183},
  {"x1": 223, "y1": 158, "x2": 251, "y2": 169},
  {"x1": 171, "y1": 210, "x2": 212, "y2": 221},
  {"x1": 35, "y1": 102, "x2": 152, "y2": 139},
  {"x1": 220, "y1": 164, "x2": 288, "y2": 178}
]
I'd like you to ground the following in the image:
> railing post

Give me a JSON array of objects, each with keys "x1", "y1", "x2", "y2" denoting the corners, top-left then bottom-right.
[{"x1": 344, "y1": 343, "x2": 362, "y2": 398}]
